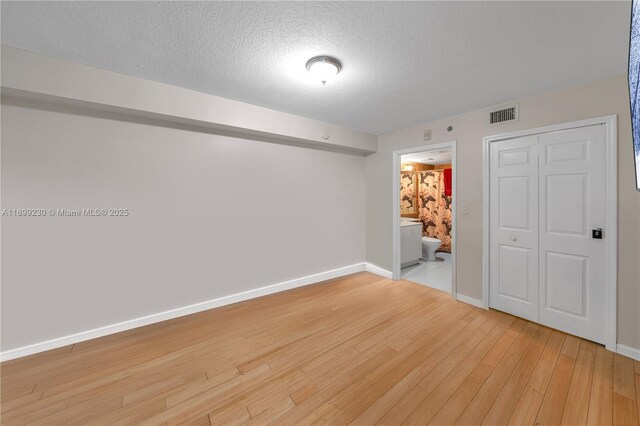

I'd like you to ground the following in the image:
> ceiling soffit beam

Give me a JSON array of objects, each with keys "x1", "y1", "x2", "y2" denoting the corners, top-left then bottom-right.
[{"x1": 0, "y1": 47, "x2": 377, "y2": 155}]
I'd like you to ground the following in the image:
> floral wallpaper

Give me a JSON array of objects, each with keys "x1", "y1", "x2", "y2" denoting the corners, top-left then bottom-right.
[
  {"x1": 418, "y1": 170, "x2": 452, "y2": 253},
  {"x1": 400, "y1": 172, "x2": 417, "y2": 215}
]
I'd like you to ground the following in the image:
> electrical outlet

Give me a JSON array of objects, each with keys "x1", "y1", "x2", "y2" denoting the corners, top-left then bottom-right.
[
  {"x1": 423, "y1": 130, "x2": 431, "y2": 141},
  {"x1": 460, "y1": 203, "x2": 468, "y2": 214}
]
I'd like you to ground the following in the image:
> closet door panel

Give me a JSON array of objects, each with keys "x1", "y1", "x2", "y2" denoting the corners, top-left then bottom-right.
[
  {"x1": 489, "y1": 136, "x2": 539, "y2": 322},
  {"x1": 538, "y1": 125, "x2": 607, "y2": 344}
]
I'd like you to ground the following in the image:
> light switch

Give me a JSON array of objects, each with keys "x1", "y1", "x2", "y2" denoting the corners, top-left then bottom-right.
[{"x1": 460, "y1": 203, "x2": 468, "y2": 214}]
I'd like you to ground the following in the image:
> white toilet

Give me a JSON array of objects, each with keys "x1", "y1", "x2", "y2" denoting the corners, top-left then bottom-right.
[{"x1": 421, "y1": 236, "x2": 442, "y2": 261}]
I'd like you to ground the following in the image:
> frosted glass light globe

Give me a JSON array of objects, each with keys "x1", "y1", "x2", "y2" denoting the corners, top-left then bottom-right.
[{"x1": 306, "y1": 56, "x2": 342, "y2": 85}]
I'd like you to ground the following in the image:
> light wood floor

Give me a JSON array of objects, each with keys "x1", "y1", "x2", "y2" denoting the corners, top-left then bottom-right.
[{"x1": 1, "y1": 272, "x2": 639, "y2": 425}]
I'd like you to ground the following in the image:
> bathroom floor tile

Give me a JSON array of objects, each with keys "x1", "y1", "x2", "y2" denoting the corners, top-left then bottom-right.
[{"x1": 401, "y1": 253, "x2": 452, "y2": 293}]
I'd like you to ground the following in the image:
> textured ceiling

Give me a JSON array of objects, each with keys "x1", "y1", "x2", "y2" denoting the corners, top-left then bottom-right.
[
  {"x1": 402, "y1": 150, "x2": 452, "y2": 165},
  {"x1": 0, "y1": 1, "x2": 631, "y2": 135}
]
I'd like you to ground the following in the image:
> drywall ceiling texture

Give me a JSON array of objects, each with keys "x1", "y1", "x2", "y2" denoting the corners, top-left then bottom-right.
[
  {"x1": 401, "y1": 151, "x2": 452, "y2": 165},
  {"x1": 366, "y1": 74, "x2": 640, "y2": 350},
  {"x1": 0, "y1": 1, "x2": 630, "y2": 134}
]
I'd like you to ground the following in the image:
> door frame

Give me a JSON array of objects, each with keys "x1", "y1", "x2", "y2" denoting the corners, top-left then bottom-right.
[
  {"x1": 482, "y1": 115, "x2": 618, "y2": 351},
  {"x1": 392, "y1": 141, "x2": 457, "y2": 299}
]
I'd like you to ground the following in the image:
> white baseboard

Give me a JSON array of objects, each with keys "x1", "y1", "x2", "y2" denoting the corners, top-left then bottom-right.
[
  {"x1": 4, "y1": 260, "x2": 631, "y2": 363},
  {"x1": 1, "y1": 262, "x2": 372, "y2": 362},
  {"x1": 364, "y1": 262, "x2": 393, "y2": 279},
  {"x1": 456, "y1": 293, "x2": 486, "y2": 309},
  {"x1": 617, "y1": 343, "x2": 640, "y2": 361}
]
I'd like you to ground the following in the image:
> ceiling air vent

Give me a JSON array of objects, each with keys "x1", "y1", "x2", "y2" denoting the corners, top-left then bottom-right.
[{"x1": 489, "y1": 104, "x2": 519, "y2": 125}]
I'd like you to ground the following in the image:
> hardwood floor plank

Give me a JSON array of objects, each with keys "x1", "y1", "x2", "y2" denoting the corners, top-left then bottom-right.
[
  {"x1": 166, "y1": 363, "x2": 271, "y2": 409},
  {"x1": 534, "y1": 335, "x2": 580, "y2": 426},
  {"x1": 242, "y1": 395, "x2": 296, "y2": 426},
  {"x1": 508, "y1": 390, "x2": 544, "y2": 426},
  {"x1": 613, "y1": 353, "x2": 639, "y2": 425},
  {"x1": 615, "y1": 353, "x2": 638, "y2": 400},
  {"x1": 0, "y1": 398, "x2": 69, "y2": 426},
  {"x1": 238, "y1": 298, "x2": 440, "y2": 420},
  {"x1": 480, "y1": 326, "x2": 552, "y2": 425},
  {"x1": 335, "y1": 309, "x2": 483, "y2": 424},
  {"x1": 249, "y1": 301, "x2": 441, "y2": 415},
  {"x1": 613, "y1": 394, "x2": 639, "y2": 426},
  {"x1": 507, "y1": 330, "x2": 566, "y2": 425},
  {"x1": 453, "y1": 322, "x2": 540, "y2": 425},
  {"x1": 587, "y1": 345, "x2": 615, "y2": 426},
  {"x1": 561, "y1": 334, "x2": 581, "y2": 359},
  {"x1": 93, "y1": 398, "x2": 167, "y2": 425},
  {"x1": 378, "y1": 313, "x2": 515, "y2": 425},
  {"x1": 319, "y1": 308, "x2": 479, "y2": 425},
  {"x1": 1, "y1": 272, "x2": 637, "y2": 425},
  {"x1": 423, "y1": 318, "x2": 529, "y2": 426},
  {"x1": 122, "y1": 370, "x2": 210, "y2": 407},
  {"x1": 0, "y1": 389, "x2": 43, "y2": 414},
  {"x1": 267, "y1": 393, "x2": 325, "y2": 425},
  {"x1": 635, "y1": 372, "x2": 640, "y2": 426},
  {"x1": 561, "y1": 340, "x2": 597, "y2": 425},
  {"x1": 35, "y1": 394, "x2": 123, "y2": 426},
  {"x1": 349, "y1": 311, "x2": 500, "y2": 425}
]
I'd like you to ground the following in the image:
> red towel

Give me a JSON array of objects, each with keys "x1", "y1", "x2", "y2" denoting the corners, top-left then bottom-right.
[{"x1": 443, "y1": 168, "x2": 452, "y2": 197}]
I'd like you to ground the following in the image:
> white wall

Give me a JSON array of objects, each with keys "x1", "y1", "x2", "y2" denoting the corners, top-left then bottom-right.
[
  {"x1": 366, "y1": 74, "x2": 640, "y2": 350},
  {"x1": 2, "y1": 49, "x2": 638, "y2": 356},
  {"x1": 1, "y1": 97, "x2": 366, "y2": 352}
]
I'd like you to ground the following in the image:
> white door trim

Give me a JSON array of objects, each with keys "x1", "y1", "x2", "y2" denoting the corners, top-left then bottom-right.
[
  {"x1": 482, "y1": 115, "x2": 618, "y2": 351},
  {"x1": 392, "y1": 141, "x2": 457, "y2": 299}
]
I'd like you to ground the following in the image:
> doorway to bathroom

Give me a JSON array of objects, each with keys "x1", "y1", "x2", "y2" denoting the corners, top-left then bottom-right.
[{"x1": 392, "y1": 141, "x2": 457, "y2": 297}]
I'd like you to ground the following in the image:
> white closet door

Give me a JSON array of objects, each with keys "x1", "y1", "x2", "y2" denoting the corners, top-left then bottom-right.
[
  {"x1": 489, "y1": 136, "x2": 539, "y2": 322},
  {"x1": 538, "y1": 125, "x2": 607, "y2": 344}
]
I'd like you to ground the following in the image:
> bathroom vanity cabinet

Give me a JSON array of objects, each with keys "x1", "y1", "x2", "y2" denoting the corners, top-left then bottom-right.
[{"x1": 400, "y1": 222, "x2": 422, "y2": 268}]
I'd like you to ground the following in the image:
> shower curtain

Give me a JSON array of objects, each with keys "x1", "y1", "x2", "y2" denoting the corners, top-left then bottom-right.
[
  {"x1": 418, "y1": 170, "x2": 452, "y2": 253},
  {"x1": 400, "y1": 172, "x2": 417, "y2": 215}
]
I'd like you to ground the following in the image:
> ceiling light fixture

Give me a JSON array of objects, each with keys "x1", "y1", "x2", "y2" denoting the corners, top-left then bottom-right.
[{"x1": 306, "y1": 56, "x2": 341, "y2": 85}]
